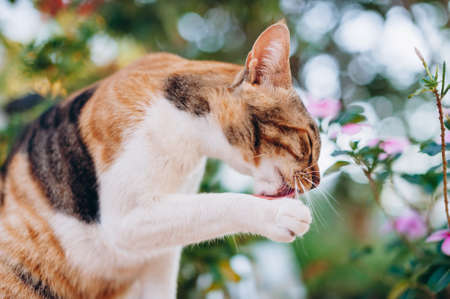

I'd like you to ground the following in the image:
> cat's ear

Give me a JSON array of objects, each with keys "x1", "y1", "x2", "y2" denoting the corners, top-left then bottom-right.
[{"x1": 243, "y1": 20, "x2": 292, "y2": 88}]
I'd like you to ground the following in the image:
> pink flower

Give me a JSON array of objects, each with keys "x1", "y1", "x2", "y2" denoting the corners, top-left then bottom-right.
[
  {"x1": 380, "y1": 137, "x2": 409, "y2": 155},
  {"x1": 426, "y1": 229, "x2": 450, "y2": 255},
  {"x1": 328, "y1": 129, "x2": 338, "y2": 140},
  {"x1": 379, "y1": 153, "x2": 389, "y2": 160},
  {"x1": 393, "y1": 211, "x2": 427, "y2": 240},
  {"x1": 341, "y1": 123, "x2": 365, "y2": 135},
  {"x1": 367, "y1": 138, "x2": 380, "y2": 147},
  {"x1": 306, "y1": 98, "x2": 341, "y2": 119}
]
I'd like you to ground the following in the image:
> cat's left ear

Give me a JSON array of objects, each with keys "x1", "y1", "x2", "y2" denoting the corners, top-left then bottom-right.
[{"x1": 243, "y1": 20, "x2": 292, "y2": 89}]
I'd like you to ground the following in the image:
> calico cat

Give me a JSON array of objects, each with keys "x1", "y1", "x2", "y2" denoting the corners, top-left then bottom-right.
[{"x1": 0, "y1": 20, "x2": 320, "y2": 298}]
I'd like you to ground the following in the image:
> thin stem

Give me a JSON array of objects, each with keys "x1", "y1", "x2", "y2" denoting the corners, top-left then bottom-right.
[
  {"x1": 414, "y1": 48, "x2": 450, "y2": 229},
  {"x1": 363, "y1": 168, "x2": 380, "y2": 205},
  {"x1": 434, "y1": 88, "x2": 450, "y2": 229},
  {"x1": 360, "y1": 165, "x2": 425, "y2": 255}
]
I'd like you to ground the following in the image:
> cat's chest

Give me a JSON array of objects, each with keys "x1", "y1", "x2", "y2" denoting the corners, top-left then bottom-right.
[
  {"x1": 99, "y1": 126, "x2": 205, "y2": 200},
  {"x1": 178, "y1": 157, "x2": 207, "y2": 193}
]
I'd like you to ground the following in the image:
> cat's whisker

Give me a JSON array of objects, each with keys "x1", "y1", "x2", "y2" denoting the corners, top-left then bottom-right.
[
  {"x1": 297, "y1": 170, "x2": 321, "y2": 176},
  {"x1": 298, "y1": 172, "x2": 337, "y2": 223},
  {"x1": 297, "y1": 171, "x2": 337, "y2": 205},
  {"x1": 300, "y1": 175, "x2": 341, "y2": 219},
  {"x1": 294, "y1": 177, "x2": 301, "y2": 200},
  {"x1": 293, "y1": 235, "x2": 310, "y2": 257},
  {"x1": 297, "y1": 172, "x2": 328, "y2": 193},
  {"x1": 297, "y1": 177, "x2": 326, "y2": 229},
  {"x1": 301, "y1": 164, "x2": 317, "y2": 171}
]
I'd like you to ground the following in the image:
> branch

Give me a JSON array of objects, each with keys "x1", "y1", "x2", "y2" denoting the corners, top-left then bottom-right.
[
  {"x1": 414, "y1": 48, "x2": 450, "y2": 229},
  {"x1": 433, "y1": 88, "x2": 450, "y2": 228}
]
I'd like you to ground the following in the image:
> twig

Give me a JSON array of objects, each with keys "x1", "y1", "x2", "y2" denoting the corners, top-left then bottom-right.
[
  {"x1": 414, "y1": 48, "x2": 450, "y2": 229},
  {"x1": 434, "y1": 88, "x2": 450, "y2": 228},
  {"x1": 361, "y1": 166, "x2": 422, "y2": 253},
  {"x1": 363, "y1": 168, "x2": 380, "y2": 204}
]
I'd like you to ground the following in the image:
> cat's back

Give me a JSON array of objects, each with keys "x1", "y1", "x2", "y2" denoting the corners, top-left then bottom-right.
[{"x1": 116, "y1": 52, "x2": 241, "y2": 80}]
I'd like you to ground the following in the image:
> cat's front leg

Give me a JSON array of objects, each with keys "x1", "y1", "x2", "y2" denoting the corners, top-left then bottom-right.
[{"x1": 101, "y1": 193, "x2": 312, "y2": 260}]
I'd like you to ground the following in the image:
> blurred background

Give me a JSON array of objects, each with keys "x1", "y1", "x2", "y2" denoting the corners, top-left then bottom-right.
[{"x1": 1, "y1": 0, "x2": 450, "y2": 298}]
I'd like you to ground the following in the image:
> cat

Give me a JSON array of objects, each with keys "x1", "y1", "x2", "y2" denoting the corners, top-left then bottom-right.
[{"x1": 0, "y1": 20, "x2": 320, "y2": 298}]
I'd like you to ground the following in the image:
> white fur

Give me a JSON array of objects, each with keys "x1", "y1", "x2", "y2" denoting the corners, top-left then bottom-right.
[{"x1": 49, "y1": 98, "x2": 312, "y2": 298}]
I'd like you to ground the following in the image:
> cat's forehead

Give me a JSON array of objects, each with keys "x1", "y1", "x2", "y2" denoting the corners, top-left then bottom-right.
[{"x1": 242, "y1": 86, "x2": 310, "y2": 119}]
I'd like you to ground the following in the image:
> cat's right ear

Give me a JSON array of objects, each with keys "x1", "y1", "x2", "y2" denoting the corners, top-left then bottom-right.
[{"x1": 235, "y1": 20, "x2": 292, "y2": 89}]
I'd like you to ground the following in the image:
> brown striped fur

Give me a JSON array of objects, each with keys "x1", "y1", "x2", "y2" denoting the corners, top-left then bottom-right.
[{"x1": 0, "y1": 155, "x2": 130, "y2": 298}]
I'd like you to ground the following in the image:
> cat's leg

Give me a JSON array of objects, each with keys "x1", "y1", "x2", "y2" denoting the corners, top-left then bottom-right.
[
  {"x1": 101, "y1": 193, "x2": 311, "y2": 260},
  {"x1": 129, "y1": 159, "x2": 207, "y2": 298}
]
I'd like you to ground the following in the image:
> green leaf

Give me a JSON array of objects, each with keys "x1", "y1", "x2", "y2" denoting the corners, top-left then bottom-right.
[
  {"x1": 401, "y1": 172, "x2": 444, "y2": 194},
  {"x1": 422, "y1": 78, "x2": 438, "y2": 90},
  {"x1": 376, "y1": 171, "x2": 390, "y2": 183},
  {"x1": 441, "y1": 61, "x2": 446, "y2": 97},
  {"x1": 408, "y1": 87, "x2": 431, "y2": 99},
  {"x1": 350, "y1": 140, "x2": 359, "y2": 150},
  {"x1": 426, "y1": 266, "x2": 450, "y2": 293},
  {"x1": 358, "y1": 145, "x2": 383, "y2": 160},
  {"x1": 445, "y1": 119, "x2": 450, "y2": 130},
  {"x1": 420, "y1": 141, "x2": 450, "y2": 156},
  {"x1": 388, "y1": 281, "x2": 411, "y2": 299},
  {"x1": 334, "y1": 106, "x2": 366, "y2": 125},
  {"x1": 349, "y1": 246, "x2": 373, "y2": 261},
  {"x1": 388, "y1": 265, "x2": 406, "y2": 277},
  {"x1": 324, "y1": 161, "x2": 350, "y2": 176},
  {"x1": 434, "y1": 64, "x2": 439, "y2": 82},
  {"x1": 331, "y1": 150, "x2": 352, "y2": 157},
  {"x1": 428, "y1": 160, "x2": 450, "y2": 173},
  {"x1": 444, "y1": 84, "x2": 450, "y2": 97},
  {"x1": 398, "y1": 289, "x2": 418, "y2": 299},
  {"x1": 385, "y1": 239, "x2": 406, "y2": 251}
]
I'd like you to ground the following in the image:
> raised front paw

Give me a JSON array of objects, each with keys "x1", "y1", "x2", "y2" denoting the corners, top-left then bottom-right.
[{"x1": 262, "y1": 198, "x2": 312, "y2": 243}]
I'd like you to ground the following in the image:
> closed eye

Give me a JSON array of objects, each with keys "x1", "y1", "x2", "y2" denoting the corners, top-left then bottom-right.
[
  {"x1": 307, "y1": 133, "x2": 313, "y2": 164},
  {"x1": 261, "y1": 135, "x2": 302, "y2": 162}
]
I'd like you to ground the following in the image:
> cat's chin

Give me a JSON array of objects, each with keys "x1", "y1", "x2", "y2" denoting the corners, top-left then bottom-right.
[{"x1": 254, "y1": 188, "x2": 295, "y2": 200}]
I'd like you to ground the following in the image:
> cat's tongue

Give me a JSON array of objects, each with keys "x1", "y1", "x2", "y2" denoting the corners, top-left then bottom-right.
[{"x1": 254, "y1": 189, "x2": 295, "y2": 200}]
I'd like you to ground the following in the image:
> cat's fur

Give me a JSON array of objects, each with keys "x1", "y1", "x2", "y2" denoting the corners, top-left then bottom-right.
[{"x1": 0, "y1": 21, "x2": 320, "y2": 298}]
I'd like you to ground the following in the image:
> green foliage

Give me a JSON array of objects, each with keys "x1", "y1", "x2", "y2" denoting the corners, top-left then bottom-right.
[
  {"x1": 332, "y1": 105, "x2": 366, "y2": 126},
  {"x1": 324, "y1": 160, "x2": 350, "y2": 176},
  {"x1": 401, "y1": 171, "x2": 443, "y2": 194},
  {"x1": 410, "y1": 50, "x2": 449, "y2": 101},
  {"x1": 420, "y1": 141, "x2": 450, "y2": 156},
  {"x1": 323, "y1": 50, "x2": 450, "y2": 297},
  {"x1": 21, "y1": 35, "x2": 90, "y2": 78},
  {"x1": 425, "y1": 266, "x2": 450, "y2": 293}
]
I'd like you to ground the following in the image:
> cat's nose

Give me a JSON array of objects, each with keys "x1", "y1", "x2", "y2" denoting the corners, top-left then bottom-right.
[{"x1": 294, "y1": 163, "x2": 320, "y2": 192}]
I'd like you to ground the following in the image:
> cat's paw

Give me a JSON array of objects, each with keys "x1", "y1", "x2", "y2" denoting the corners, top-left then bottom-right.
[{"x1": 262, "y1": 199, "x2": 312, "y2": 243}]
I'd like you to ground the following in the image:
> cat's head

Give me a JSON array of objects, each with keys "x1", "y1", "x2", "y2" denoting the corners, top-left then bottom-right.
[{"x1": 213, "y1": 20, "x2": 321, "y2": 198}]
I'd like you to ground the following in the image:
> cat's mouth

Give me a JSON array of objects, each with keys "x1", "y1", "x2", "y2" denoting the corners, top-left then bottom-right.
[
  {"x1": 254, "y1": 184, "x2": 295, "y2": 199},
  {"x1": 254, "y1": 168, "x2": 296, "y2": 199}
]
